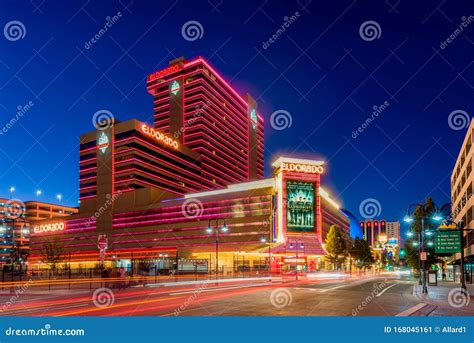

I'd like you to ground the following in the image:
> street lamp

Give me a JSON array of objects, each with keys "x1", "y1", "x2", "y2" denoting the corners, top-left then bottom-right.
[
  {"x1": 9, "y1": 187, "x2": 15, "y2": 199},
  {"x1": 56, "y1": 194, "x2": 62, "y2": 203},
  {"x1": 260, "y1": 236, "x2": 275, "y2": 277},
  {"x1": 36, "y1": 190, "x2": 42, "y2": 199},
  {"x1": 288, "y1": 239, "x2": 304, "y2": 280},
  {"x1": 207, "y1": 219, "x2": 227, "y2": 279},
  {"x1": 404, "y1": 202, "x2": 451, "y2": 294},
  {"x1": 404, "y1": 204, "x2": 430, "y2": 294}
]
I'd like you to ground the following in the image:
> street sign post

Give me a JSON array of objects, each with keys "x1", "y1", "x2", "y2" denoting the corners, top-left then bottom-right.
[
  {"x1": 420, "y1": 252, "x2": 427, "y2": 261},
  {"x1": 438, "y1": 224, "x2": 457, "y2": 230},
  {"x1": 435, "y1": 230, "x2": 461, "y2": 254}
]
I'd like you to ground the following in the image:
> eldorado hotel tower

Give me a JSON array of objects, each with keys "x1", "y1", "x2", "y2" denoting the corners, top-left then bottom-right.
[{"x1": 29, "y1": 56, "x2": 349, "y2": 273}]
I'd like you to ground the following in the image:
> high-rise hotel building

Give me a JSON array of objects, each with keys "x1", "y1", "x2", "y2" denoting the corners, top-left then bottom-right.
[
  {"x1": 30, "y1": 56, "x2": 349, "y2": 273},
  {"x1": 451, "y1": 119, "x2": 474, "y2": 266}
]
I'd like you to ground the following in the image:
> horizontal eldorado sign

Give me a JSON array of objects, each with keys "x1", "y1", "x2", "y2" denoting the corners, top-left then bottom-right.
[
  {"x1": 33, "y1": 222, "x2": 65, "y2": 234},
  {"x1": 281, "y1": 162, "x2": 324, "y2": 174},
  {"x1": 147, "y1": 64, "x2": 182, "y2": 82},
  {"x1": 141, "y1": 124, "x2": 179, "y2": 150}
]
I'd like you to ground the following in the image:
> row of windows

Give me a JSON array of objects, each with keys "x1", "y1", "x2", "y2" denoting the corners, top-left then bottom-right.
[{"x1": 452, "y1": 133, "x2": 472, "y2": 190}]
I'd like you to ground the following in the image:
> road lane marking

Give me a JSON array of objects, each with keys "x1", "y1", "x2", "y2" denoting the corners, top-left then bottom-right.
[
  {"x1": 395, "y1": 303, "x2": 428, "y2": 316},
  {"x1": 148, "y1": 276, "x2": 282, "y2": 287},
  {"x1": 169, "y1": 283, "x2": 270, "y2": 295},
  {"x1": 0, "y1": 303, "x2": 89, "y2": 316},
  {"x1": 319, "y1": 285, "x2": 346, "y2": 293},
  {"x1": 375, "y1": 282, "x2": 400, "y2": 297}
]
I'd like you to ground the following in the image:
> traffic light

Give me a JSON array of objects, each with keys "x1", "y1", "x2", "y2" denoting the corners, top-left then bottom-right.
[
  {"x1": 380, "y1": 220, "x2": 386, "y2": 234},
  {"x1": 399, "y1": 249, "x2": 406, "y2": 259}
]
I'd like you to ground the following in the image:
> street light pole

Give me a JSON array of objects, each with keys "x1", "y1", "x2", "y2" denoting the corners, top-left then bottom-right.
[
  {"x1": 260, "y1": 237, "x2": 273, "y2": 277},
  {"x1": 420, "y1": 217, "x2": 428, "y2": 294},
  {"x1": 207, "y1": 219, "x2": 227, "y2": 280},
  {"x1": 289, "y1": 239, "x2": 304, "y2": 281},
  {"x1": 404, "y1": 203, "x2": 429, "y2": 294}
]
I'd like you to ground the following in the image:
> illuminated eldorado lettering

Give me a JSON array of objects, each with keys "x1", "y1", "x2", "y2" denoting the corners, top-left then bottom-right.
[
  {"x1": 141, "y1": 124, "x2": 179, "y2": 150},
  {"x1": 34, "y1": 222, "x2": 65, "y2": 234},
  {"x1": 147, "y1": 64, "x2": 182, "y2": 82},
  {"x1": 281, "y1": 162, "x2": 324, "y2": 174}
]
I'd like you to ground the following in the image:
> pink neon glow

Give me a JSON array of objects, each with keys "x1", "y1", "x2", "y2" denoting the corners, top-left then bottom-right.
[
  {"x1": 114, "y1": 178, "x2": 183, "y2": 196},
  {"x1": 186, "y1": 135, "x2": 248, "y2": 169},
  {"x1": 113, "y1": 207, "x2": 271, "y2": 229},
  {"x1": 183, "y1": 58, "x2": 249, "y2": 108},
  {"x1": 183, "y1": 81, "x2": 248, "y2": 122},
  {"x1": 114, "y1": 167, "x2": 201, "y2": 192},
  {"x1": 115, "y1": 136, "x2": 198, "y2": 168},
  {"x1": 183, "y1": 83, "x2": 248, "y2": 126},
  {"x1": 114, "y1": 147, "x2": 213, "y2": 187},
  {"x1": 115, "y1": 158, "x2": 205, "y2": 189},
  {"x1": 115, "y1": 194, "x2": 270, "y2": 217}
]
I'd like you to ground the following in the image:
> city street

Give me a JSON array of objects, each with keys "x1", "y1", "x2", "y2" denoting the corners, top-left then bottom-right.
[{"x1": 1, "y1": 273, "x2": 471, "y2": 316}]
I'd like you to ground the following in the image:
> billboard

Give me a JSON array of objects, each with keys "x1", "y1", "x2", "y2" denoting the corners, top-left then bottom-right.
[{"x1": 287, "y1": 181, "x2": 314, "y2": 233}]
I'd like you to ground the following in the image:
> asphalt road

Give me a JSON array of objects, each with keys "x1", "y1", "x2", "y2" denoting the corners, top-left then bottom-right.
[{"x1": 0, "y1": 273, "x2": 439, "y2": 316}]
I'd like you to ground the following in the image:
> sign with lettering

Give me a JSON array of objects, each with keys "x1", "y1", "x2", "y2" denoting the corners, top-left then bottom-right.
[
  {"x1": 250, "y1": 108, "x2": 257, "y2": 129},
  {"x1": 33, "y1": 222, "x2": 65, "y2": 234},
  {"x1": 97, "y1": 132, "x2": 110, "y2": 154},
  {"x1": 141, "y1": 124, "x2": 179, "y2": 150},
  {"x1": 170, "y1": 80, "x2": 180, "y2": 96},
  {"x1": 435, "y1": 231, "x2": 461, "y2": 254},
  {"x1": 281, "y1": 162, "x2": 324, "y2": 174},
  {"x1": 147, "y1": 64, "x2": 182, "y2": 82}
]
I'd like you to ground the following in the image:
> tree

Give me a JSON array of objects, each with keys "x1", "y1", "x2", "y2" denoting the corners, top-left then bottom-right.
[
  {"x1": 403, "y1": 239, "x2": 420, "y2": 272},
  {"x1": 353, "y1": 238, "x2": 374, "y2": 271},
  {"x1": 138, "y1": 259, "x2": 154, "y2": 275},
  {"x1": 324, "y1": 225, "x2": 347, "y2": 270},
  {"x1": 406, "y1": 197, "x2": 440, "y2": 268},
  {"x1": 9, "y1": 241, "x2": 29, "y2": 266},
  {"x1": 40, "y1": 239, "x2": 65, "y2": 270}
]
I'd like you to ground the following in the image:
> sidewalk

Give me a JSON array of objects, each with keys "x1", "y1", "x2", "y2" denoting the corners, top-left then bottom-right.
[{"x1": 412, "y1": 281, "x2": 474, "y2": 316}]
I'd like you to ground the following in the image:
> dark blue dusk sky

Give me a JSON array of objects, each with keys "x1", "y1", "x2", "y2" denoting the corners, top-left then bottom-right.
[{"x1": 1, "y1": 0, "x2": 473, "y2": 235}]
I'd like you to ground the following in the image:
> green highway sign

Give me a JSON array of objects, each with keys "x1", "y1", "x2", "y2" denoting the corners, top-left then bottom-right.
[{"x1": 435, "y1": 230, "x2": 461, "y2": 254}]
